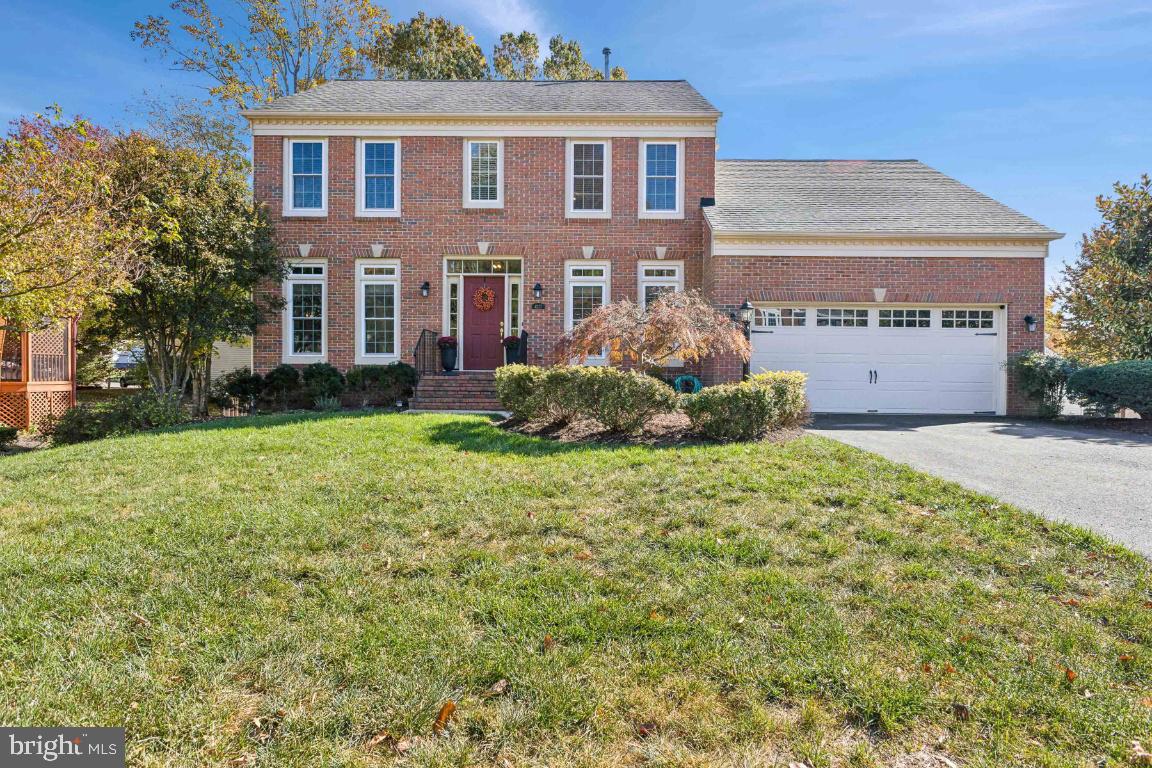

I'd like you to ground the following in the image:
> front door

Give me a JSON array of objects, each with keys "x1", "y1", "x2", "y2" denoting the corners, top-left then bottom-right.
[{"x1": 462, "y1": 276, "x2": 505, "y2": 370}]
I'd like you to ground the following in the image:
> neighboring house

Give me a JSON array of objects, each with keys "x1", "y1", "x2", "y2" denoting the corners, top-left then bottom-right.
[
  {"x1": 211, "y1": 340, "x2": 253, "y2": 382},
  {"x1": 0, "y1": 322, "x2": 76, "y2": 429},
  {"x1": 243, "y1": 79, "x2": 1060, "y2": 416}
]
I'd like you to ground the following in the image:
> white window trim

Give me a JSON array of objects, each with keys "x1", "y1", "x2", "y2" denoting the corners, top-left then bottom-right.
[
  {"x1": 355, "y1": 138, "x2": 401, "y2": 218},
  {"x1": 282, "y1": 260, "x2": 327, "y2": 363},
  {"x1": 282, "y1": 138, "x2": 328, "y2": 217},
  {"x1": 354, "y1": 260, "x2": 401, "y2": 364},
  {"x1": 565, "y1": 139, "x2": 612, "y2": 219},
  {"x1": 565, "y1": 260, "x2": 611, "y2": 364},
  {"x1": 638, "y1": 139, "x2": 685, "y2": 220},
  {"x1": 636, "y1": 260, "x2": 684, "y2": 306},
  {"x1": 463, "y1": 139, "x2": 504, "y2": 209}
]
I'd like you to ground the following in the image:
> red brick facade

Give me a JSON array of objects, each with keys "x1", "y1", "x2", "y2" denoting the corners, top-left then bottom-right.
[{"x1": 252, "y1": 127, "x2": 1047, "y2": 415}]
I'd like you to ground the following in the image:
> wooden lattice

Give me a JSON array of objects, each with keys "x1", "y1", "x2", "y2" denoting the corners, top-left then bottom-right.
[
  {"x1": 28, "y1": 391, "x2": 71, "y2": 429},
  {"x1": 0, "y1": 393, "x2": 27, "y2": 429},
  {"x1": 29, "y1": 327, "x2": 66, "y2": 356}
]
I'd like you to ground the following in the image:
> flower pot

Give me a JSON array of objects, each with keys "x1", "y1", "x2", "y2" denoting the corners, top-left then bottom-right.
[
  {"x1": 503, "y1": 342, "x2": 520, "y2": 365},
  {"x1": 440, "y1": 346, "x2": 457, "y2": 372}
]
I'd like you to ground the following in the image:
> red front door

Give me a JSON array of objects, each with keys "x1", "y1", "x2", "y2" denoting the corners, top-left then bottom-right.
[{"x1": 462, "y1": 276, "x2": 505, "y2": 370}]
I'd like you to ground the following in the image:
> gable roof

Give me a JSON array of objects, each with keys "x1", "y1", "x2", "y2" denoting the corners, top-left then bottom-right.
[
  {"x1": 243, "y1": 79, "x2": 720, "y2": 117},
  {"x1": 707, "y1": 160, "x2": 1060, "y2": 239}
]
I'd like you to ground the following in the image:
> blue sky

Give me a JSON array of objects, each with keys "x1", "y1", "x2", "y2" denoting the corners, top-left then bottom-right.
[{"x1": 2, "y1": 0, "x2": 1150, "y2": 283}]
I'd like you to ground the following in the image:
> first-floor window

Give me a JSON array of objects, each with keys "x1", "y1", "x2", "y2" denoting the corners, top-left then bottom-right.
[
  {"x1": 566, "y1": 263, "x2": 610, "y2": 335},
  {"x1": 286, "y1": 263, "x2": 326, "y2": 358},
  {"x1": 638, "y1": 262, "x2": 683, "y2": 308},
  {"x1": 358, "y1": 263, "x2": 399, "y2": 358}
]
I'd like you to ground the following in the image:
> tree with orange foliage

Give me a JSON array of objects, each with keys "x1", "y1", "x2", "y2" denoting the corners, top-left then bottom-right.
[{"x1": 557, "y1": 291, "x2": 750, "y2": 369}]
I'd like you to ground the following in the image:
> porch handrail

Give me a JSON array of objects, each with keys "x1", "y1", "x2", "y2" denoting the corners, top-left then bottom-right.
[{"x1": 413, "y1": 329, "x2": 439, "y2": 376}]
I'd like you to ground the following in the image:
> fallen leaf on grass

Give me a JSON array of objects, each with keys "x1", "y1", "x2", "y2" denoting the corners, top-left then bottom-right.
[
  {"x1": 648, "y1": 610, "x2": 665, "y2": 622},
  {"x1": 951, "y1": 702, "x2": 971, "y2": 721},
  {"x1": 1120, "y1": 654, "x2": 1135, "y2": 665},
  {"x1": 433, "y1": 701, "x2": 456, "y2": 735},
  {"x1": 1141, "y1": 697, "x2": 1152, "y2": 708},
  {"x1": 574, "y1": 551, "x2": 593, "y2": 561},
  {"x1": 1065, "y1": 667, "x2": 1078, "y2": 682},
  {"x1": 943, "y1": 663, "x2": 956, "y2": 675},
  {"x1": 543, "y1": 634, "x2": 556, "y2": 652},
  {"x1": 483, "y1": 679, "x2": 509, "y2": 698},
  {"x1": 634, "y1": 721, "x2": 658, "y2": 738},
  {"x1": 921, "y1": 663, "x2": 933, "y2": 674}
]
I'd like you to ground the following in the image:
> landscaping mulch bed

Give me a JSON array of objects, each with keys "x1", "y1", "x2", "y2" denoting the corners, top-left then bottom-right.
[
  {"x1": 1061, "y1": 416, "x2": 1150, "y2": 435},
  {"x1": 501, "y1": 411, "x2": 804, "y2": 446}
]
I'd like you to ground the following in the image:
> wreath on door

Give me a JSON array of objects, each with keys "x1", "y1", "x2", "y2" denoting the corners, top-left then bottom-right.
[{"x1": 472, "y1": 286, "x2": 496, "y2": 312}]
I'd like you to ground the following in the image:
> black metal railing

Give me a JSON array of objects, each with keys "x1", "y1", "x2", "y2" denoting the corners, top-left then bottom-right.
[
  {"x1": 413, "y1": 329, "x2": 439, "y2": 375},
  {"x1": 515, "y1": 330, "x2": 529, "y2": 364}
]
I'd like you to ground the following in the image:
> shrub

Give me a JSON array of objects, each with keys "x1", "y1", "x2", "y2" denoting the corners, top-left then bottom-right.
[
  {"x1": 42, "y1": 391, "x2": 190, "y2": 446},
  {"x1": 575, "y1": 367, "x2": 678, "y2": 433},
  {"x1": 313, "y1": 395, "x2": 342, "y2": 412},
  {"x1": 263, "y1": 364, "x2": 301, "y2": 409},
  {"x1": 346, "y1": 363, "x2": 418, "y2": 406},
  {"x1": 0, "y1": 426, "x2": 17, "y2": 450},
  {"x1": 683, "y1": 371, "x2": 809, "y2": 441},
  {"x1": 209, "y1": 367, "x2": 264, "y2": 410},
  {"x1": 1007, "y1": 350, "x2": 1080, "y2": 419},
  {"x1": 1067, "y1": 360, "x2": 1152, "y2": 419},
  {"x1": 302, "y1": 362, "x2": 345, "y2": 399},
  {"x1": 528, "y1": 366, "x2": 589, "y2": 424},
  {"x1": 494, "y1": 364, "x2": 544, "y2": 419}
]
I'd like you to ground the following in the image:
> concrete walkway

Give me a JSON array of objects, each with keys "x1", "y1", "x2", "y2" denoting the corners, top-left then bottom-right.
[{"x1": 809, "y1": 415, "x2": 1152, "y2": 556}]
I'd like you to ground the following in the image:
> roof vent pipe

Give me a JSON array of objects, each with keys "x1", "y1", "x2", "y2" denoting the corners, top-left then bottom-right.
[{"x1": 602, "y1": 48, "x2": 611, "y2": 79}]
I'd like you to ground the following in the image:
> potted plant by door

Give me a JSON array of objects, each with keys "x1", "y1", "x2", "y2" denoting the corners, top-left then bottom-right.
[
  {"x1": 437, "y1": 336, "x2": 458, "y2": 372},
  {"x1": 502, "y1": 335, "x2": 521, "y2": 365}
]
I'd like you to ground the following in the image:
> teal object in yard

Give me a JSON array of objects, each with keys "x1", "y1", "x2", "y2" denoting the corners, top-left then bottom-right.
[{"x1": 673, "y1": 374, "x2": 703, "y2": 393}]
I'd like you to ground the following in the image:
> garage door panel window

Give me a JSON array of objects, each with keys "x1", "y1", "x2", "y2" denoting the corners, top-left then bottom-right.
[
  {"x1": 879, "y1": 309, "x2": 931, "y2": 328},
  {"x1": 754, "y1": 308, "x2": 806, "y2": 328},
  {"x1": 816, "y1": 308, "x2": 868, "y2": 327},
  {"x1": 942, "y1": 309, "x2": 994, "y2": 329}
]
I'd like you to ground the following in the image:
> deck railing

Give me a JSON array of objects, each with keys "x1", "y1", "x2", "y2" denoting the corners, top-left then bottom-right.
[{"x1": 32, "y1": 354, "x2": 67, "y2": 382}]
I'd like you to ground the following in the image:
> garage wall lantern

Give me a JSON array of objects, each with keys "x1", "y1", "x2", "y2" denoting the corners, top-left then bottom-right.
[
  {"x1": 533, "y1": 282, "x2": 543, "y2": 300},
  {"x1": 1023, "y1": 314, "x2": 1038, "y2": 332},
  {"x1": 738, "y1": 300, "x2": 755, "y2": 380},
  {"x1": 420, "y1": 281, "x2": 430, "y2": 298}
]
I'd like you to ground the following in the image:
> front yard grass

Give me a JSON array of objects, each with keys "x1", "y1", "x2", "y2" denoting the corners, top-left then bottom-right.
[{"x1": 0, "y1": 412, "x2": 1149, "y2": 767}]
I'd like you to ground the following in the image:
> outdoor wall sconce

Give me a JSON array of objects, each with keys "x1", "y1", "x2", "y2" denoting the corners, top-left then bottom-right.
[
  {"x1": 1024, "y1": 314, "x2": 1038, "y2": 332},
  {"x1": 533, "y1": 283, "x2": 543, "y2": 300},
  {"x1": 420, "y1": 281, "x2": 430, "y2": 298},
  {"x1": 738, "y1": 300, "x2": 755, "y2": 380}
]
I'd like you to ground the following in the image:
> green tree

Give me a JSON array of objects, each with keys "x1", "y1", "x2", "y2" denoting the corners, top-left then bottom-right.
[
  {"x1": 74, "y1": 311, "x2": 119, "y2": 387},
  {"x1": 492, "y1": 31, "x2": 539, "y2": 80},
  {"x1": 373, "y1": 12, "x2": 489, "y2": 79},
  {"x1": 1053, "y1": 175, "x2": 1152, "y2": 362},
  {"x1": 543, "y1": 35, "x2": 626, "y2": 80},
  {"x1": 0, "y1": 110, "x2": 145, "y2": 328},
  {"x1": 131, "y1": 0, "x2": 390, "y2": 109},
  {"x1": 103, "y1": 134, "x2": 284, "y2": 413}
]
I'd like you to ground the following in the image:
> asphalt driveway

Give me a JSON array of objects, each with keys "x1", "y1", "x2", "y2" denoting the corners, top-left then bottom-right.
[{"x1": 809, "y1": 415, "x2": 1152, "y2": 556}]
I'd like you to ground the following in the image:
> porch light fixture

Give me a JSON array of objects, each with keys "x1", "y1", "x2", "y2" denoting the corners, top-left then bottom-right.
[
  {"x1": 533, "y1": 282, "x2": 543, "y2": 300},
  {"x1": 420, "y1": 281, "x2": 430, "y2": 297},
  {"x1": 738, "y1": 300, "x2": 755, "y2": 381},
  {"x1": 1023, "y1": 314, "x2": 1038, "y2": 332}
]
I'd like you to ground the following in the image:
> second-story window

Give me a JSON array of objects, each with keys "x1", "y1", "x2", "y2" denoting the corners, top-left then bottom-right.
[
  {"x1": 464, "y1": 140, "x2": 503, "y2": 208},
  {"x1": 566, "y1": 140, "x2": 611, "y2": 218},
  {"x1": 284, "y1": 139, "x2": 327, "y2": 216},
  {"x1": 639, "y1": 140, "x2": 684, "y2": 219},
  {"x1": 356, "y1": 139, "x2": 400, "y2": 217}
]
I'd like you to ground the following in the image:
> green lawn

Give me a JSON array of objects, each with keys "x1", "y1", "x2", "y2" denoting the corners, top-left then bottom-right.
[{"x1": 1, "y1": 413, "x2": 1149, "y2": 767}]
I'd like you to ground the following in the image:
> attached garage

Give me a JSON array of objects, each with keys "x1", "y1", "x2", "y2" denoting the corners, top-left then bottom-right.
[{"x1": 748, "y1": 305, "x2": 1006, "y2": 415}]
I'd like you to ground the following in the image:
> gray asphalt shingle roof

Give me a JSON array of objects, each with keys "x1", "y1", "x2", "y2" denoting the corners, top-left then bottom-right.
[
  {"x1": 244, "y1": 79, "x2": 720, "y2": 116},
  {"x1": 707, "y1": 160, "x2": 1059, "y2": 238}
]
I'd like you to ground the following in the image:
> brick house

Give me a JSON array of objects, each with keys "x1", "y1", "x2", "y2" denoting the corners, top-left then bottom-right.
[{"x1": 244, "y1": 79, "x2": 1060, "y2": 415}]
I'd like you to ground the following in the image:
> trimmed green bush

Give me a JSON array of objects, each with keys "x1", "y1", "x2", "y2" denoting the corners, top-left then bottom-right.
[
  {"x1": 1067, "y1": 360, "x2": 1152, "y2": 418},
  {"x1": 263, "y1": 364, "x2": 302, "y2": 409},
  {"x1": 684, "y1": 371, "x2": 809, "y2": 441},
  {"x1": 209, "y1": 367, "x2": 264, "y2": 411},
  {"x1": 302, "y1": 363, "x2": 346, "y2": 399},
  {"x1": 0, "y1": 426, "x2": 17, "y2": 450},
  {"x1": 575, "y1": 367, "x2": 678, "y2": 433},
  {"x1": 494, "y1": 364, "x2": 544, "y2": 419},
  {"x1": 42, "y1": 391, "x2": 190, "y2": 446},
  {"x1": 1006, "y1": 350, "x2": 1080, "y2": 419},
  {"x1": 345, "y1": 363, "x2": 418, "y2": 406},
  {"x1": 529, "y1": 366, "x2": 588, "y2": 424}
]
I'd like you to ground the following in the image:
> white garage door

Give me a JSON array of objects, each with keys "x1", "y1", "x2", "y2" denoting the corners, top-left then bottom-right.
[{"x1": 749, "y1": 306, "x2": 1004, "y2": 415}]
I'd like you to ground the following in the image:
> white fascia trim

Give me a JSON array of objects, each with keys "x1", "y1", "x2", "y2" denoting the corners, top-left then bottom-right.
[
  {"x1": 252, "y1": 121, "x2": 717, "y2": 138},
  {"x1": 282, "y1": 138, "x2": 328, "y2": 218},
  {"x1": 355, "y1": 138, "x2": 401, "y2": 218},
  {"x1": 354, "y1": 258, "x2": 402, "y2": 365},
  {"x1": 462, "y1": 139, "x2": 504, "y2": 209},
  {"x1": 711, "y1": 240, "x2": 1051, "y2": 259},
  {"x1": 638, "y1": 139, "x2": 685, "y2": 220},
  {"x1": 244, "y1": 110, "x2": 722, "y2": 119},
  {"x1": 565, "y1": 139, "x2": 612, "y2": 219},
  {"x1": 282, "y1": 259, "x2": 327, "y2": 363}
]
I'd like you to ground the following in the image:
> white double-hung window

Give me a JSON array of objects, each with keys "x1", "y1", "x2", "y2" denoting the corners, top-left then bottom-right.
[
  {"x1": 566, "y1": 140, "x2": 611, "y2": 218},
  {"x1": 283, "y1": 139, "x2": 327, "y2": 216},
  {"x1": 637, "y1": 261, "x2": 684, "y2": 308},
  {"x1": 356, "y1": 262, "x2": 400, "y2": 363},
  {"x1": 565, "y1": 261, "x2": 611, "y2": 363},
  {"x1": 639, "y1": 140, "x2": 684, "y2": 219},
  {"x1": 356, "y1": 140, "x2": 400, "y2": 217},
  {"x1": 284, "y1": 262, "x2": 326, "y2": 361},
  {"x1": 463, "y1": 139, "x2": 503, "y2": 208}
]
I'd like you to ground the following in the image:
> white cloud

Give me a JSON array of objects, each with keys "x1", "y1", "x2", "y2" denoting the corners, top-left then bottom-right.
[{"x1": 442, "y1": 0, "x2": 547, "y2": 37}]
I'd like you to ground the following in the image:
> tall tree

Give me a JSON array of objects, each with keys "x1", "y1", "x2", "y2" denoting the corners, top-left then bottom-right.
[
  {"x1": 373, "y1": 12, "x2": 489, "y2": 79},
  {"x1": 543, "y1": 35, "x2": 627, "y2": 81},
  {"x1": 1053, "y1": 175, "x2": 1152, "y2": 362},
  {"x1": 0, "y1": 110, "x2": 144, "y2": 328},
  {"x1": 104, "y1": 135, "x2": 284, "y2": 410},
  {"x1": 492, "y1": 31, "x2": 539, "y2": 80},
  {"x1": 131, "y1": 0, "x2": 390, "y2": 109}
]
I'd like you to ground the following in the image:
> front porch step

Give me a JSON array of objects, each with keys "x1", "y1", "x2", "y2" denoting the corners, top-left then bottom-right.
[{"x1": 410, "y1": 371, "x2": 503, "y2": 411}]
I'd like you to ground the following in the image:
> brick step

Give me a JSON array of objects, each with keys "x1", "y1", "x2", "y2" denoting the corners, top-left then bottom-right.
[{"x1": 411, "y1": 371, "x2": 502, "y2": 411}]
